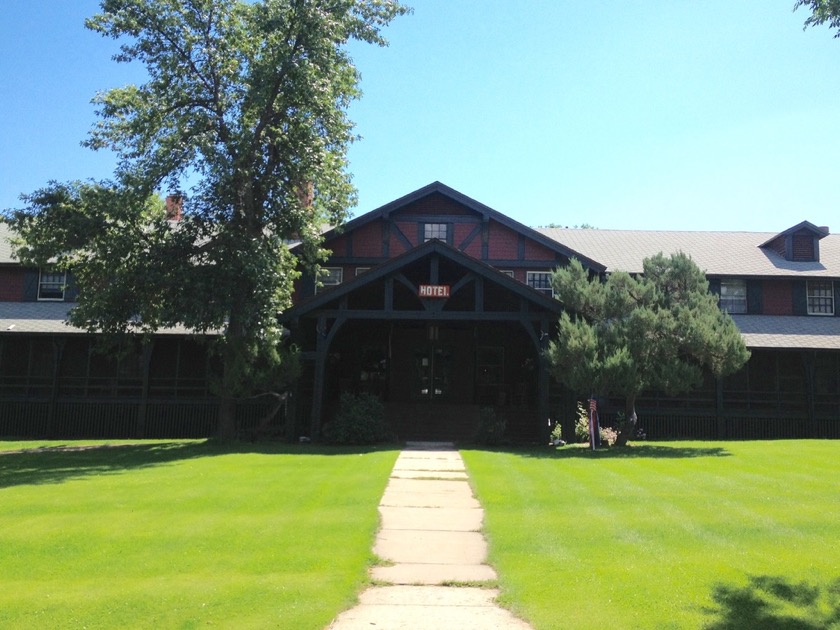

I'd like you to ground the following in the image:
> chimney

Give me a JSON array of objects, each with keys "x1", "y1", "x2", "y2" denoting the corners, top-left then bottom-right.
[
  {"x1": 165, "y1": 194, "x2": 183, "y2": 221},
  {"x1": 819, "y1": 226, "x2": 830, "y2": 235},
  {"x1": 295, "y1": 180, "x2": 314, "y2": 208}
]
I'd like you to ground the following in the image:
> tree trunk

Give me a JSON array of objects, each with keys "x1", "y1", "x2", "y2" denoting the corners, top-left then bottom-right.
[
  {"x1": 615, "y1": 395, "x2": 638, "y2": 447},
  {"x1": 217, "y1": 288, "x2": 248, "y2": 440}
]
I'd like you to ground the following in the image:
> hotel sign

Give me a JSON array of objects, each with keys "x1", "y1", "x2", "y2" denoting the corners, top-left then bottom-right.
[{"x1": 418, "y1": 284, "x2": 450, "y2": 298}]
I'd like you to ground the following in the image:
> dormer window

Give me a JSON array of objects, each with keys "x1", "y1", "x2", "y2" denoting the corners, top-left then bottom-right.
[
  {"x1": 38, "y1": 270, "x2": 66, "y2": 301},
  {"x1": 423, "y1": 223, "x2": 448, "y2": 243},
  {"x1": 759, "y1": 221, "x2": 829, "y2": 263},
  {"x1": 807, "y1": 280, "x2": 834, "y2": 316}
]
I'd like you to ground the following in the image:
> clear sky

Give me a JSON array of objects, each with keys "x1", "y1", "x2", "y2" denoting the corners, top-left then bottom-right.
[{"x1": 2, "y1": 1, "x2": 839, "y2": 232}]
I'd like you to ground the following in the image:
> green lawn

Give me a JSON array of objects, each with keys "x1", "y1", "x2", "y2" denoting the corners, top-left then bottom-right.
[
  {"x1": 462, "y1": 441, "x2": 840, "y2": 630},
  {"x1": 0, "y1": 440, "x2": 398, "y2": 629}
]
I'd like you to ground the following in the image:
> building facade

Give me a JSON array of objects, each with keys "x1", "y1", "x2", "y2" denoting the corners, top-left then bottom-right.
[{"x1": 2, "y1": 182, "x2": 839, "y2": 441}]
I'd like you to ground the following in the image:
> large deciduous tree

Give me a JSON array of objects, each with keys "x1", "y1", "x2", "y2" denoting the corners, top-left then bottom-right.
[
  {"x1": 3, "y1": 0, "x2": 409, "y2": 438},
  {"x1": 546, "y1": 254, "x2": 750, "y2": 446},
  {"x1": 795, "y1": 0, "x2": 840, "y2": 36}
]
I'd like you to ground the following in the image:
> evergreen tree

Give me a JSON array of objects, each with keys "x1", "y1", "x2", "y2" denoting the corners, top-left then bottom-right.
[{"x1": 546, "y1": 254, "x2": 750, "y2": 446}]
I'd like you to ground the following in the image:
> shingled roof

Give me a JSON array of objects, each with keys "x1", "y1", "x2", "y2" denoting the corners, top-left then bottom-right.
[
  {"x1": 536, "y1": 226, "x2": 840, "y2": 277},
  {"x1": 731, "y1": 315, "x2": 840, "y2": 350}
]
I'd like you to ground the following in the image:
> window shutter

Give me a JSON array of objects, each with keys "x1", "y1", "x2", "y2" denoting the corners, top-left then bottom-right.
[
  {"x1": 834, "y1": 282, "x2": 840, "y2": 318},
  {"x1": 746, "y1": 280, "x2": 763, "y2": 314},
  {"x1": 65, "y1": 272, "x2": 80, "y2": 302},
  {"x1": 23, "y1": 269, "x2": 38, "y2": 301},
  {"x1": 792, "y1": 280, "x2": 807, "y2": 316}
]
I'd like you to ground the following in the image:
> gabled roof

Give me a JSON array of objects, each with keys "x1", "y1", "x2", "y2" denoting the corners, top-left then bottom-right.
[
  {"x1": 282, "y1": 237, "x2": 565, "y2": 321},
  {"x1": 536, "y1": 227, "x2": 840, "y2": 277},
  {"x1": 758, "y1": 220, "x2": 829, "y2": 249},
  {"x1": 321, "y1": 181, "x2": 606, "y2": 273}
]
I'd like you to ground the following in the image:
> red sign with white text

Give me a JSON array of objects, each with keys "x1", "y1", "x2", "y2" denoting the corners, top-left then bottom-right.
[{"x1": 418, "y1": 284, "x2": 450, "y2": 298}]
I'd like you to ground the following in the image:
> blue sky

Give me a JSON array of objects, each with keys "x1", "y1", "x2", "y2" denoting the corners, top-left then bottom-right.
[{"x1": 2, "y1": 1, "x2": 839, "y2": 231}]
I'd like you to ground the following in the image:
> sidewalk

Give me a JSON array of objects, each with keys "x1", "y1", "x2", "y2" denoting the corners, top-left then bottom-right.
[{"x1": 327, "y1": 442, "x2": 533, "y2": 630}]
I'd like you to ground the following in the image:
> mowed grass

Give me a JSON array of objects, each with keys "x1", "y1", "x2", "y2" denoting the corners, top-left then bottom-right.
[
  {"x1": 0, "y1": 440, "x2": 399, "y2": 629},
  {"x1": 462, "y1": 441, "x2": 840, "y2": 629}
]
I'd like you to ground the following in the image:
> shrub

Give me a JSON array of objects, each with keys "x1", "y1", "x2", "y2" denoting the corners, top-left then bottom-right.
[
  {"x1": 324, "y1": 392, "x2": 390, "y2": 445},
  {"x1": 573, "y1": 402, "x2": 618, "y2": 447},
  {"x1": 599, "y1": 426, "x2": 618, "y2": 447},
  {"x1": 573, "y1": 403, "x2": 590, "y2": 443},
  {"x1": 475, "y1": 407, "x2": 506, "y2": 445}
]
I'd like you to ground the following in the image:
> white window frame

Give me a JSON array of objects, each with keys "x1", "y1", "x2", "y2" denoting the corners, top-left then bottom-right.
[
  {"x1": 423, "y1": 223, "x2": 448, "y2": 243},
  {"x1": 499, "y1": 270, "x2": 514, "y2": 278},
  {"x1": 38, "y1": 269, "x2": 66, "y2": 301},
  {"x1": 316, "y1": 267, "x2": 343, "y2": 294},
  {"x1": 807, "y1": 280, "x2": 834, "y2": 316},
  {"x1": 355, "y1": 267, "x2": 370, "y2": 276},
  {"x1": 719, "y1": 279, "x2": 747, "y2": 314},
  {"x1": 526, "y1": 271, "x2": 554, "y2": 297}
]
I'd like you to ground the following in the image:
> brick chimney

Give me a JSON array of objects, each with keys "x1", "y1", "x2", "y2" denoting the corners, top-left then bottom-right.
[{"x1": 165, "y1": 194, "x2": 183, "y2": 221}]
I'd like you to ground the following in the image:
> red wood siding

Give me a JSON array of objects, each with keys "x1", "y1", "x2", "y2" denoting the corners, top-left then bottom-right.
[
  {"x1": 397, "y1": 192, "x2": 474, "y2": 217},
  {"x1": 0, "y1": 268, "x2": 24, "y2": 302},
  {"x1": 523, "y1": 238, "x2": 556, "y2": 261},
  {"x1": 454, "y1": 222, "x2": 482, "y2": 258},
  {"x1": 391, "y1": 221, "x2": 415, "y2": 253},
  {"x1": 351, "y1": 219, "x2": 384, "y2": 258},
  {"x1": 326, "y1": 233, "x2": 349, "y2": 257},
  {"x1": 765, "y1": 236, "x2": 786, "y2": 257},
  {"x1": 792, "y1": 232, "x2": 815, "y2": 261},
  {"x1": 487, "y1": 221, "x2": 520, "y2": 260},
  {"x1": 763, "y1": 279, "x2": 793, "y2": 315}
]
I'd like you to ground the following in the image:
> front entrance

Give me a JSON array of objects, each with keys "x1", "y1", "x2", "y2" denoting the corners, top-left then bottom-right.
[
  {"x1": 413, "y1": 342, "x2": 453, "y2": 401},
  {"x1": 320, "y1": 321, "x2": 543, "y2": 441}
]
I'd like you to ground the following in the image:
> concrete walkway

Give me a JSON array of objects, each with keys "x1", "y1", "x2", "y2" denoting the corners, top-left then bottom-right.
[{"x1": 327, "y1": 442, "x2": 533, "y2": 630}]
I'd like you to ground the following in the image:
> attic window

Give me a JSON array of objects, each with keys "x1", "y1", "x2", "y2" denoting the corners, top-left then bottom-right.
[{"x1": 424, "y1": 223, "x2": 448, "y2": 242}]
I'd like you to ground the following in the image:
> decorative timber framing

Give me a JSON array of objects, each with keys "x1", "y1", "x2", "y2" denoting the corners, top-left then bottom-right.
[{"x1": 282, "y1": 239, "x2": 564, "y2": 439}]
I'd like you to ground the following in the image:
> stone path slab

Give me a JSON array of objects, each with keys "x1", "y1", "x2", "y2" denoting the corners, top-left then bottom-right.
[
  {"x1": 328, "y1": 586, "x2": 533, "y2": 629},
  {"x1": 327, "y1": 443, "x2": 534, "y2": 629}
]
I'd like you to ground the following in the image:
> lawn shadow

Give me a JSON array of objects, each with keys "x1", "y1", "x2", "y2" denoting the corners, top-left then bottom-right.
[
  {"x1": 0, "y1": 440, "x2": 399, "y2": 489},
  {"x1": 702, "y1": 574, "x2": 840, "y2": 629},
  {"x1": 482, "y1": 443, "x2": 732, "y2": 459}
]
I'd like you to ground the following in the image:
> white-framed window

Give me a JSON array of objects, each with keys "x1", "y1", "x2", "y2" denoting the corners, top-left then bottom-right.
[
  {"x1": 355, "y1": 267, "x2": 370, "y2": 276},
  {"x1": 807, "y1": 280, "x2": 834, "y2": 315},
  {"x1": 499, "y1": 270, "x2": 514, "y2": 278},
  {"x1": 316, "y1": 267, "x2": 343, "y2": 294},
  {"x1": 719, "y1": 279, "x2": 747, "y2": 314},
  {"x1": 38, "y1": 270, "x2": 66, "y2": 301},
  {"x1": 423, "y1": 223, "x2": 448, "y2": 242},
  {"x1": 527, "y1": 271, "x2": 554, "y2": 297}
]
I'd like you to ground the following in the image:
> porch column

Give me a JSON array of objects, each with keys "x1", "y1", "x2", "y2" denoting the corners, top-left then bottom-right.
[
  {"x1": 309, "y1": 315, "x2": 346, "y2": 440},
  {"x1": 537, "y1": 318, "x2": 551, "y2": 444}
]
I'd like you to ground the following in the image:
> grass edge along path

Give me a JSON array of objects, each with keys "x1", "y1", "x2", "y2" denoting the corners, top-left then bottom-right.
[
  {"x1": 462, "y1": 440, "x2": 840, "y2": 630},
  {"x1": 0, "y1": 439, "x2": 399, "y2": 629}
]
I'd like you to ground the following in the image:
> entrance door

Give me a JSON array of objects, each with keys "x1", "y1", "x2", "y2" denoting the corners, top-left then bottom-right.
[{"x1": 413, "y1": 344, "x2": 453, "y2": 401}]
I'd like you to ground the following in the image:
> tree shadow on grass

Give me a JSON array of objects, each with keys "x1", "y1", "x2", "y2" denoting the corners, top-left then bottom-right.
[
  {"x1": 702, "y1": 575, "x2": 840, "y2": 629},
  {"x1": 0, "y1": 440, "x2": 399, "y2": 489},
  {"x1": 479, "y1": 443, "x2": 732, "y2": 459}
]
